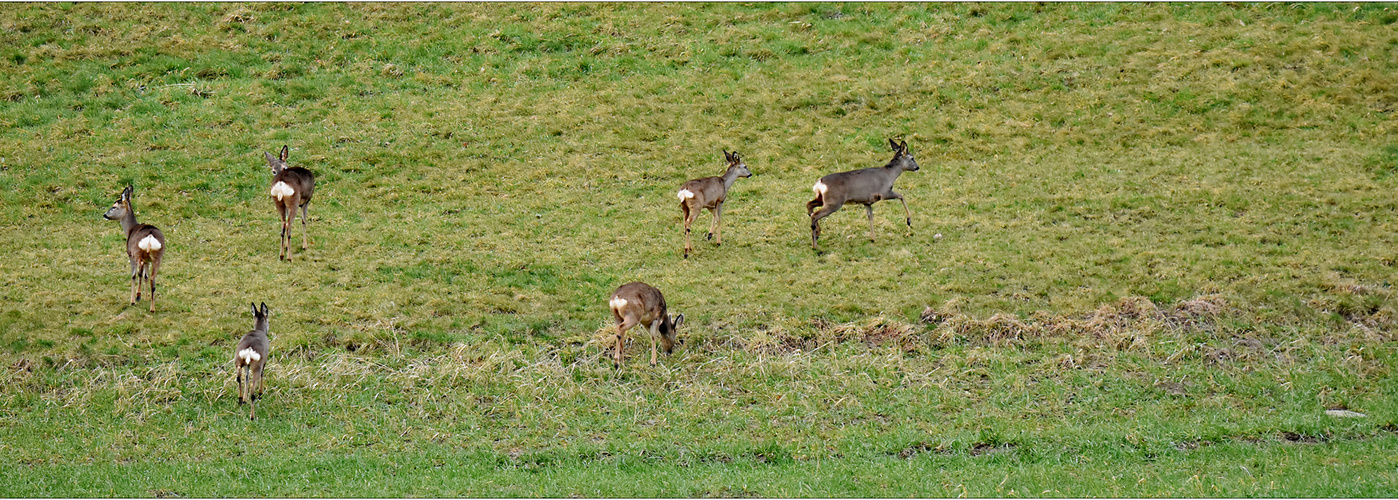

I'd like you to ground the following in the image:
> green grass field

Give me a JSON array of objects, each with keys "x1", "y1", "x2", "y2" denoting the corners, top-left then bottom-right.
[{"x1": 2, "y1": 2, "x2": 1397, "y2": 496}]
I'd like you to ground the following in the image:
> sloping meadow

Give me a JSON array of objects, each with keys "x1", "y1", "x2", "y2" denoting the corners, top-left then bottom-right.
[{"x1": 1, "y1": 3, "x2": 1397, "y2": 496}]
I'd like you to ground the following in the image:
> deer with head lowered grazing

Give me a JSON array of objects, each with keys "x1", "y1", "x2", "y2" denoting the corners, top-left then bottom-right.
[
  {"x1": 677, "y1": 150, "x2": 753, "y2": 258},
  {"x1": 235, "y1": 302, "x2": 271, "y2": 420},
  {"x1": 103, "y1": 185, "x2": 165, "y2": 313},
  {"x1": 807, "y1": 139, "x2": 920, "y2": 250},
  {"x1": 266, "y1": 145, "x2": 315, "y2": 261},
  {"x1": 608, "y1": 282, "x2": 684, "y2": 368}
]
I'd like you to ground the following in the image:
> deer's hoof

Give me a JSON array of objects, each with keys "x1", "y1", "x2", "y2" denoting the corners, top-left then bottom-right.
[{"x1": 705, "y1": 232, "x2": 713, "y2": 241}]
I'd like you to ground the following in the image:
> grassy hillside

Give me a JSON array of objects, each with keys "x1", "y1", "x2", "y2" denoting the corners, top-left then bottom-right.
[{"x1": 1, "y1": 2, "x2": 1397, "y2": 496}]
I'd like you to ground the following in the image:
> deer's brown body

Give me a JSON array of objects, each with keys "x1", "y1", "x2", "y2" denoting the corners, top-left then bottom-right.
[
  {"x1": 608, "y1": 282, "x2": 684, "y2": 368},
  {"x1": 678, "y1": 150, "x2": 752, "y2": 258},
  {"x1": 235, "y1": 302, "x2": 271, "y2": 420},
  {"x1": 807, "y1": 139, "x2": 920, "y2": 249},
  {"x1": 103, "y1": 186, "x2": 165, "y2": 313},
  {"x1": 266, "y1": 145, "x2": 315, "y2": 261}
]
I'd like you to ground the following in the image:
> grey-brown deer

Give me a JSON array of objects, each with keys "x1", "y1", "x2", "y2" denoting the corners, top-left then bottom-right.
[
  {"x1": 234, "y1": 302, "x2": 271, "y2": 420},
  {"x1": 103, "y1": 185, "x2": 166, "y2": 313},
  {"x1": 266, "y1": 145, "x2": 315, "y2": 261},
  {"x1": 608, "y1": 282, "x2": 684, "y2": 368},
  {"x1": 677, "y1": 150, "x2": 752, "y2": 259},
  {"x1": 806, "y1": 139, "x2": 920, "y2": 249}
]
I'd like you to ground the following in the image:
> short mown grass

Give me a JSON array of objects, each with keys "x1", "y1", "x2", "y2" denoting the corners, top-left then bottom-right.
[{"x1": 2, "y1": 2, "x2": 1397, "y2": 496}]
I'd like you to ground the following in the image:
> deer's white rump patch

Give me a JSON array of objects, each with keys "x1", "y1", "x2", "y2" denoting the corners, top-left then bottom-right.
[
  {"x1": 677, "y1": 189, "x2": 695, "y2": 201},
  {"x1": 138, "y1": 235, "x2": 162, "y2": 252},
  {"x1": 237, "y1": 347, "x2": 261, "y2": 364},
  {"x1": 609, "y1": 297, "x2": 628, "y2": 309},
  {"x1": 270, "y1": 181, "x2": 295, "y2": 201},
  {"x1": 812, "y1": 181, "x2": 828, "y2": 195}
]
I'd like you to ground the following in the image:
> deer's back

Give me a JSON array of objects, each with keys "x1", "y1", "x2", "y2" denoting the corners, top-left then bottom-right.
[
  {"x1": 611, "y1": 282, "x2": 667, "y2": 323},
  {"x1": 680, "y1": 176, "x2": 726, "y2": 206},
  {"x1": 237, "y1": 330, "x2": 269, "y2": 355},
  {"x1": 273, "y1": 167, "x2": 316, "y2": 202},
  {"x1": 820, "y1": 167, "x2": 899, "y2": 203},
  {"x1": 125, "y1": 225, "x2": 165, "y2": 258}
]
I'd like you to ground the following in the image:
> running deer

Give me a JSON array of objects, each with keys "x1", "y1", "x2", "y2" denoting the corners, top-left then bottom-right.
[
  {"x1": 103, "y1": 185, "x2": 165, "y2": 313},
  {"x1": 807, "y1": 139, "x2": 920, "y2": 249},
  {"x1": 235, "y1": 302, "x2": 271, "y2": 420},
  {"x1": 266, "y1": 145, "x2": 315, "y2": 261},
  {"x1": 608, "y1": 282, "x2": 684, "y2": 368},
  {"x1": 677, "y1": 150, "x2": 753, "y2": 258}
]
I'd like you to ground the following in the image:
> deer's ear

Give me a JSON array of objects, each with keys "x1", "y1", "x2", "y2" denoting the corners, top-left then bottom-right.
[
  {"x1": 261, "y1": 302, "x2": 269, "y2": 316},
  {"x1": 251, "y1": 302, "x2": 259, "y2": 316},
  {"x1": 265, "y1": 152, "x2": 278, "y2": 166},
  {"x1": 279, "y1": 145, "x2": 289, "y2": 161},
  {"x1": 723, "y1": 150, "x2": 732, "y2": 162},
  {"x1": 122, "y1": 185, "x2": 133, "y2": 201},
  {"x1": 900, "y1": 140, "x2": 909, "y2": 153},
  {"x1": 673, "y1": 313, "x2": 685, "y2": 329},
  {"x1": 889, "y1": 138, "x2": 900, "y2": 152}
]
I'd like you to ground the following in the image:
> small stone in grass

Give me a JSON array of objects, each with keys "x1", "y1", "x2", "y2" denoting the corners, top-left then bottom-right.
[{"x1": 1325, "y1": 409, "x2": 1366, "y2": 418}]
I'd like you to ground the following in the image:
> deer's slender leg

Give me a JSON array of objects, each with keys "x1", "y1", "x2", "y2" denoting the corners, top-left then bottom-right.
[
  {"x1": 866, "y1": 204, "x2": 876, "y2": 242},
  {"x1": 147, "y1": 254, "x2": 160, "y2": 313},
  {"x1": 129, "y1": 259, "x2": 140, "y2": 304},
  {"x1": 615, "y1": 317, "x2": 636, "y2": 368},
  {"x1": 649, "y1": 321, "x2": 661, "y2": 366},
  {"x1": 810, "y1": 203, "x2": 841, "y2": 249},
  {"x1": 806, "y1": 195, "x2": 823, "y2": 216},
  {"x1": 710, "y1": 204, "x2": 723, "y2": 245},
  {"x1": 681, "y1": 202, "x2": 695, "y2": 258}
]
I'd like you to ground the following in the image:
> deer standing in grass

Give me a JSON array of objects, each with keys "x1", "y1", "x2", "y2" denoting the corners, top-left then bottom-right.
[
  {"x1": 608, "y1": 282, "x2": 684, "y2": 368},
  {"x1": 266, "y1": 145, "x2": 315, "y2": 261},
  {"x1": 807, "y1": 139, "x2": 920, "y2": 250},
  {"x1": 103, "y1": 185, "x2": 165, "y2": 313},
  {"x1": 235, "y1": 302, "x2": 271, "y2": 421},
  {"x1": 677, "y1": 150, "x2": 753, "y2": 258}
]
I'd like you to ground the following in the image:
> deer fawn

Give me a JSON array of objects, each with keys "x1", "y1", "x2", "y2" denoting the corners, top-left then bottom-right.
[
  {"x1": 807, "y1": 139, "x2": 920, "y2": 250},
  {"x1": 608, "y1": 282, "x2": 684, "y2": 368},
  {"x1": 235, "y1": 302, "x2": 271, "y2": 420},
  {"x1": 266, "y1": 145, "x2": 315, "y2": 261},
  {"x1": 677, "y1": 150, "x2": 753, "y2": 258},
  {"x1": 103, "y1": 185, "x2": 165, "y2": 313}
]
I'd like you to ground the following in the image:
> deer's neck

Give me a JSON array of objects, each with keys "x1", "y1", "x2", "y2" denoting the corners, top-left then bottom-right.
[
  {"x1": 120, "y1": 208, "x2": 140, "y2": 237},
  {"x1": 883, "y1": 163, "x2": 906, "y2": 179},
  {"x1": 721, "y1": 168, "x2": 743, "y2": 189}
]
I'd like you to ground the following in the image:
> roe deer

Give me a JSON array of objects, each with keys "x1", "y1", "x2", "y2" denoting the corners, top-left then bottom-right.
[
  {"x1": 807, "y1": 139, "x2": 920, "y2": 249},
  {"x1": 103, "y1": 185, "x2": 165, "y2": 313},
  {"x1": 266, "y1": 145, "x2": 315, "y2": 261},
  {"x1": 235, "y1": 302, "x2": 271, "y2": 420},
  {"x1": 677, "y1": 150, "x2": 753, "y2": 258},
  {"x1": 608, "y1": 282, "x2": 684, "y2": 368}
]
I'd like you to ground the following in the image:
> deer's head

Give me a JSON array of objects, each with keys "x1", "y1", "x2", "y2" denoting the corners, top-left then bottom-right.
[
  {"x1": 265, "y1": 145, "x2": 289, "y2": 175},
  {"x1": 104, "y1": 185, "x2": 133, "y2": 221},
  {"x1": 724, "y1": 150, "x2": 753, "y2": 178},
  {"x1": 889, "y1": 139, "x2": 918, "y2": 172}
]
